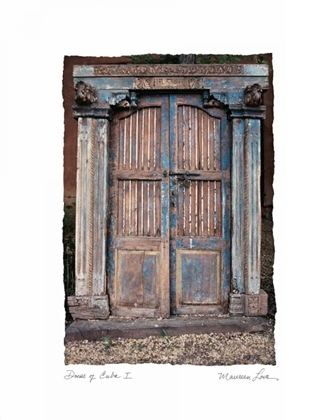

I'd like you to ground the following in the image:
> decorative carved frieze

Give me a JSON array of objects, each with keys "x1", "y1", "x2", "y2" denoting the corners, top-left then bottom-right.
[
  {"x1": 94, "y1": 64, "x2": 244, "y2": 76},
  {"x1": 133, "y1": 77, "x2": 203, "y2": 90},
  {"x1": 75, "y1": 81, "x2": 96, "y2": 105},
  {"x1": 244, "y1": 84, "x2": 263, "y2": 106}
]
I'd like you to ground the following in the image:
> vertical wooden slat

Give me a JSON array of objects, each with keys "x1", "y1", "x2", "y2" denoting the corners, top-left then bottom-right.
[
  {"x1": 183, "y1": 185, "x2": 186, "y2": 236},
  {"x1": 188, "y1": 106, "x2": 192, "y2": 170},
  {"x1": 190, "y1": 181, "x2": 195, "y2": 236},
  {"x1": 135, "y1": 110, "x2": 139, "y2": 169},
  {"x1": 123, "y1": 118, "x2": 127, "y2": 169},
  {"x1": 153, "y1": 179, "x2": 156, "y2": 235},
  {"x1": 207, "y1": 181, "x2": 210, "y2": 236},
  {"x1": 195, "y1": 180, "x2": 198, "y2": 235},
  {"x1": 141, "y1": 109, "x2": 145, "y2": 170},
  {"x1": 201, "y1": 111, "x2": 204, "y2": 170},
  {"x1": 129, "y1": 113, "x2": 132, "y2": 169},
  {"x1": 153, "y1": 108, "x2": 157, "y2": 170},
  {"x1": 141, "y1": 180, "x2": 144, "y2": 235},
  {"x1": 207, "y1": 114, "x2": 210, "y2": 170},
  {"x1": 209, "y1": 181, "x2": 214, "y2": 236},
  {"x1": 147, "y1": 108, "x2": 151, "y2": 169},
  {"x1": 195, "y1": 108, "x2": 198, "y2": 170},
  {"x1": 135, "y1": 180, "x2": 138, "y2": 235},
  {"x1": 214, "y1": 181, "x2": 217, "y2": 236},
  {"x1": 147, "y1": 180, "x2": 150, "y2": 236},
  {"x1": 201, "y1": 180, "x2": 204, "y2": 236}
]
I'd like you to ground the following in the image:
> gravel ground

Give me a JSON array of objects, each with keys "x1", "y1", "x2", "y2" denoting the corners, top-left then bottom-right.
[
  {"x1": 64, "y1": 217, "x2": 276, "y2": 366},
  {"x1": 64, "y1": 331, "x2": 275, "y2": 365}
]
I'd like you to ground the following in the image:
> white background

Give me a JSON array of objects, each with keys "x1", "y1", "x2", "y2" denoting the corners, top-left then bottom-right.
[{"x1": 0, "y1": 0, "x2": 335, "y2": 418}]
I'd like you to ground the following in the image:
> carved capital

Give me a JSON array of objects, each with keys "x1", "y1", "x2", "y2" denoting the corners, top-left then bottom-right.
[
  {"x1": 203, "y1": 91, "x2": 227, "y2": 108},
  {"x1": 244, "y1": 84, "x2": 263, "y2": 106},
  {"x1": 109, "y1": 91, "x2": 138, "y2": 108},
  {"x1": 72, "y1": 105, "x2": 112, "y2": 119},
  {"x1": 75, "y1": 81, "x2": 96, "y2": 105},
  {"x1": 227, "y1": 105, "x2": 266, "y2": 120}
]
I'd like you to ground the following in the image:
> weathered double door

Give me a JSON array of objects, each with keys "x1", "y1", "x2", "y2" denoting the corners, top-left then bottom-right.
[{"x1": 109, "y1": 92, "x2": 230, "y2": 317}]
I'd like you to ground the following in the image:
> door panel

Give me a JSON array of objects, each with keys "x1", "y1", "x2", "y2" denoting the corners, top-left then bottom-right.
[
  {"x1": 177, "y1": 249, "x2": 220, "y2": 304},
  {"x1": 170, "y1": 94, "x2": 230, "y2": 315},
  {"x1": 117, "y1": 250, "x2": 160, "y2": 307},
  {"x1": 109, "y1": 92, "x2": 230, "y2": 317},
  {"x1": 109, "y1": 95, "x2": 170, "y2": 317}
]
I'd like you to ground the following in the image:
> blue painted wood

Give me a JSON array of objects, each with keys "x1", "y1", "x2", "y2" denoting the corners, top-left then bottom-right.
[
  {"x1": 170, "y1": 93, "x2": 230, "y2": 314},
  {"x1": 74, "y1": 77, "x2": 134, "y2": 90},
  {"x1": 204, "y1": 76, "x2": 268, "y2": 91}
]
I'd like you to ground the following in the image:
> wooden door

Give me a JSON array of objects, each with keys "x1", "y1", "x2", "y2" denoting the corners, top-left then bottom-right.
[
  {"x1": 169, "y1": 94, "x2": 231, "y2": 315},
  {"x1": 109, "y1": 92, "x2": 230, "y2": 317},
  {"x1": 109, "y1": 94, "x2": 170, "y2": 317}
]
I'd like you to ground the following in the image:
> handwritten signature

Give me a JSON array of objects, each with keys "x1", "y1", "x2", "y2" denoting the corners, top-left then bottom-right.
[{"x1": 218, "y1": 368, "x2": 279, "y2": 381}]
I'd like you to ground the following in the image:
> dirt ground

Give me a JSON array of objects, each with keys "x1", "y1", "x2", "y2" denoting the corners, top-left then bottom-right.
[{"x1": 64, "y1": 217, "x2": 276, "y2": 365}]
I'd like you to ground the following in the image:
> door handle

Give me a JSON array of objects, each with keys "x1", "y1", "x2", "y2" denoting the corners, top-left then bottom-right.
[
  {"x1": 169, "y1": 171, "x2": 200, "y2": 176},
  {"x1": 168, "y1": 171, "x2": 200, "y2": 188}
]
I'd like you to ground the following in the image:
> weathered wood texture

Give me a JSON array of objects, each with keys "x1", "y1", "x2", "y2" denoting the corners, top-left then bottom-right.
[
  {"x1": 170, "y1": 94, "x2": 230, "y2": 315},
  {"x1": 244, "y1": 119, "x2": 261, "y2": 294},
  {"x1": 231, "y1": 118, "x2": 245, "y2": 293},
  {"x1": 109, "y1": 95, "x2": 170, "y2": 317},
  {"x1": 231, "y1": 117, "x2": 262, "y2": 296},
  {"x1": 75, "y1": 118, "x2": 108, "y2": 297}
]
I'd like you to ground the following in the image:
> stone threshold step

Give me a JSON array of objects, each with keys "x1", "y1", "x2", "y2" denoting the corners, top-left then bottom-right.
[{"x1": 65, "y1": 315, "x2": 272, "y2": 343}]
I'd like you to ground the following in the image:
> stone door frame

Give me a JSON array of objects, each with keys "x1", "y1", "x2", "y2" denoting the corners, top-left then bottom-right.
[{"x1": 67, "y1": 63, "x2": 269, "y2": 319}]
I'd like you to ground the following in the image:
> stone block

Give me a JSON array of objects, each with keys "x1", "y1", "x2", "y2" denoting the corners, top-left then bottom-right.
[
  {"x1": 67, "y1": 295, "x2": 110, "y2": 320},
  {"x1": 244, "y1": 290, "x2": 268, "y2": 316},
  {"x1": 228, "y1": 293, "x2": 245, "y2": 316}
]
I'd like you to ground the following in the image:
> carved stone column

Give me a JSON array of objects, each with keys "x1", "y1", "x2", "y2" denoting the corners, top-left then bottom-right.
[
  {"x1": 228, "y1": 91, "x2": 268, "y2": 317},
  {"x1": 67, "y1": 82, "x2": 111, "y2": 319}
]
